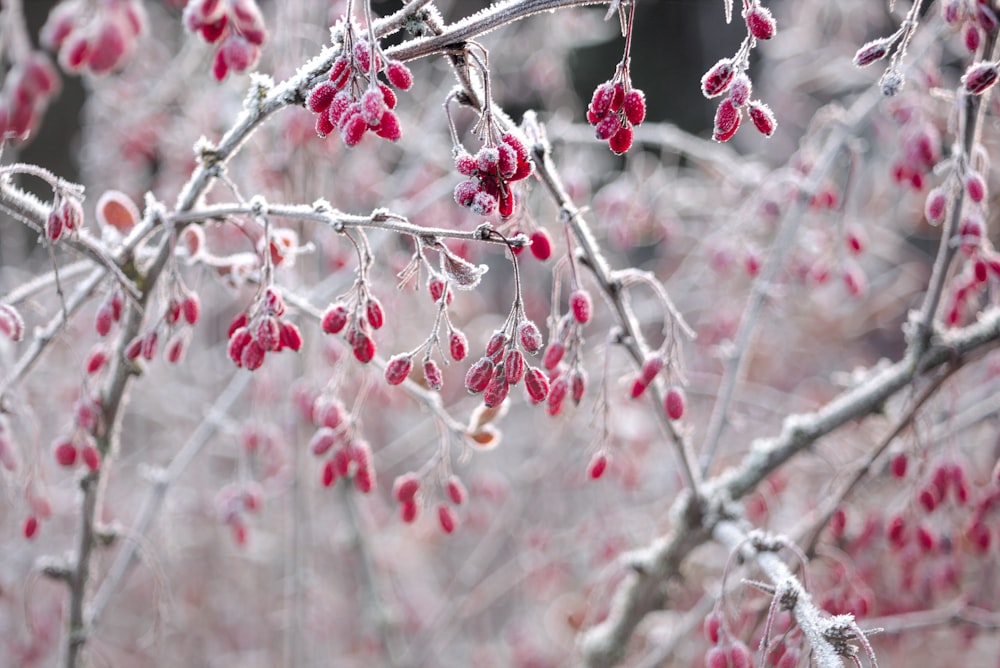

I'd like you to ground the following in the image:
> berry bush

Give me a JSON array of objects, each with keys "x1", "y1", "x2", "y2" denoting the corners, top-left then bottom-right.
[{"x1": 3, "y1": 0, "x2": 1000, "y2": 666}]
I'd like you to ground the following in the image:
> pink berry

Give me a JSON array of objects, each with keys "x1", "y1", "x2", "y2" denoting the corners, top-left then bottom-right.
[
  {"x1": 664, "y1": 386, "x2": 685, "y2": 420},
  {"x1": 749, "y1": 101, "x2": 777, "y2": 137},
  {"x1": 588, "y1": 453, "x2": 608, "y2": 480},
  {"x1": 386, "y1": 61, "x2": 413, "y2": 90},
  {"x1": 321, "y1": 303, "x2": 348, "y2": 334},
  {"x1": 437, "y1": 504, "x2": 457, "y2": 534},
  {"x1": 542, "y1": 341, "x2": 565, "y2": 370},
  {"x1": 570, "y1": 289, "x2": 592, "y2": 324},
  {"x1": 446, "y1": 475, "x2": 467, "y2": 505},
  {"x1": 307, "y1": 81, "x2": 337, "y2": 113},
  {"x1": 449, "y1": 330, "x2": 468, "y2": 361},
  {"x1": 963, "y1": 61, "x2": 999, "y2": 95},
  {"x1": 393, "y1": 473, "x2": 421, "y2": 503},
  {"x1": 703, "y1": 612, "x2": 722, "y2": 644},
  {"x1": 54, "y1": 440, "x2": 78, "y2": 467},
  {"x1": 385, "y1": 354, "x2": 412, "y2": 385},
  {"x1": 524, "y1": 366, "x2": 550, "y2": 404},
  {"x1": 701, "y1": 58, "x2": 736, "y2": 98},
  {"x1": 518, "y1": 320, "x2": 543, "y2": 354},
  {"x1": 890, "y1": 452, "x2": 908, "y2": 478},
  {"x1": 529, "y1": 230, "x2": 553, "y2": 261},
  {"x1": 465, "y1": 357, "x2": 494, "y2": 394},
  {"x1": 423, "y1": 359, "x2": 443, "y2": 391},
  {"x1": 745, "y1": 5, "x2": 776, "y2": 40},
  {"x1": 504, "y1": 348, "x2": 525, "y2": 384}
]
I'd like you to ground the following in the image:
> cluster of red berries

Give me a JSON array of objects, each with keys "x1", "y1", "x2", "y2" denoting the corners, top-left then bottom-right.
[
  {"x1": 627, "y1": 354, "x2": 686, "y2": 421},
  {"x1": 52, "y1": 434, "x2": 101, "y2": 474},
  {"x1": 464, "y1": 319, "x2": 549, "y2": 409},
  {"x1": 536, "y1": 286, "x2": 598, "y2": 417},
  {"x1": 942, "y1": 0, "x2": 1000, "y2": 60},
  {"x1": 44, "y1": 193, "x2": 84, "y2": 243},
  {"x1": 453, "y1": 131, "x2": 533, "y2": 218},
  {"x1": 699, "y1": 2, "x2": 778, "y2": 142},
  {"x1": 702, "y1": 612, "x2": 755, "y2": 668},
  {"x1": 307, "y1": 395, "x2": 375, "y2": 493},
  {"x1": 510, "y1": 228, "x2": 553, "y2": 262},
  {"x1": 321, "y1": 287, "x2": 384, "y2": 364},
  {"x1": 184, "y1": 0, "x2": 267, "y2": 81},
  {"x1": 227, "y1": 286, "x2": 303, "y2": 370},
  {"x1": 216, "y1": 481, "x2": 262, "y2": 546},
  {"x1": 701, "y1": 60, "x2": 776, "y2": 142},
  {"x1": 586, "y1": 79, "x2": 646, "y2": 154},
  {"x1": 306, "y1": 35, "x2": 412, "y2": 146},
  {"x1": 119, "y1": 283, "x2": 202, "y2": 365},
  {"x1": 42, "y1": 0, "x2": 146, "y2": 76},
  {"x1": 392, "y1": 471, "x2": 467, "y2": 534},
  {"x1": 0, "y1": 52, "x2": 59, "y2": 141},
  {"x1": 0, "y1": 303, "x2": 25, "y2": 342}
]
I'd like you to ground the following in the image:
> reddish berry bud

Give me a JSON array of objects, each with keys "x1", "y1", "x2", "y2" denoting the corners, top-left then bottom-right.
[
  {"x1": 446, "y1": 475, "x2": 467, "y2": 505},
  {"x1": 705, "y1": 647, "x2": 728, "y2": 668},
  {"x1": 438, "y1": 504, "x2": 457, "y2": 533},
  {"x1": 241, "y1": 339, "x2": 266, "y2": 370},
  {"x1": 749, "y1": 101, "x2": 777, "y2": 137},
  {"x1": 228, "y1": 312, "x2": 249, "y2": 338},
  {"x1": 890, "y1": 452, "x2": 908, "y2": 478},
  {"x1": 623, "y1": 89, "x2": 646, "y2": 125},
  {"x1": 518, "y1": 320, "x2": 543, "y2": 354},
  {"x1": 588, "y1": 453, "x2": 608, "y2": 479},
  {"x1": 95, "y1": 305, "x2": 114, "y2": 337},
  {"x1": 385, "y1": 354, "x2": 412, "y2": 385},
  {"x1": 714, "y1": 98, "x2": 741, "y2": 139},
  {"x1": 547, "y1": 377, "x2": 569, "y2": 416},
  {"x1": 23, "y1": 516, "x2": 39, "y2": 540},
  {"x1": 309, "y1": 427, "x2": 338, "y2": 456},
  {"x1": 350, "y1": 329, "x2": 375, "y2": 363},
  {"x1": 729, "y1": 641, "x2": 753, "y2": 668},
  {"x1": 542, "y1": 341, "x2": 565, "y2": 370},
  {"x1": 307, "y1": 81, "x2": 337, "y2": 113},
  {"x1": 279, "y1": 321, "x2": 302, "y2": 351},
  {"x1": 322, "y1": 303, "x2": 349, "y2": 334},
  {"x1": 54, "y1": 440, "x2": 78, "y2": 467},
  {"x1": 485, "y1": 331, "x2": 507, "y2": 357},
  {"x1": 400, "y1": 500, "x2": 418, "y2": 522},
  {"x1": 609, "y1": 125, "x2": 634, "y2": 154},
  {"x1": 393, "y1": 473, "x2": 421, "y2": 503},
  {"x1": 529, "y1": 229, "x2": 553, "y2": 261},
  {"x1": 745, "y1": 5, "x2": 776, "y2": 40},
  {"x1": 365, "y1": 297, "x2": 384, "y2": 329},
  {"x1": 966, "y1": 170, "x2": 987, "y2": 202},
  {"x1": 423, "y1": 359, "x2": 443, "y2": 391},
  {"x1": 570, "y1": 370, "x2": 586, "y2": 404},
  {"x1": 465, "y1": 357, "x2": 494, "y2": 394},
  {"x1": 570, "y1": 289, "x2": 592, "y2": 324},
  {"x1": 924, "y1": 186, "x2": 947, "y2": 224},
  {"x1": 966, "y1": 24, "x2": 982, "y2": 53},
  {"x1": 594, "y1": 114, "x2": 621, "y2": 141},
  {"x1": 630, "y1": 378, "x2": 648, "y2": 398},
  {"x1": 81, "y1": 444, "x2": 100, "y2": 471},
  {"x1": 181, "y1": 294, "x2": 201, "y2": 325},
  {"x1": 46, "y1": 206, "x2": 65, "y2": 241},
  {"x1": 887, "y1": 514, "x2": 907, "y2": 547},
  {"x1": 664, "y1": 386, "x2": 685, "y2": 420},
  {"x1": 963, "y1": 61, "x2": 999, "y2": 95},
  {"x1": 504, "y1": 348, "x2": 524, "y2": 384},
  {"x1": 524, "y1": 366, "x2": 550, "y2": 404},
  {"x1": 321, "y1": 459, "x2": 337, "y2": 487},
  {"x1": 449, "y1": 330, "x2": 468, "y2": 361},
  {"x1": 483, "y1": 371, "x2": 510, "y2": 408},
  {"x1": 589, "y1": 82, "x2": 616, "y2": 117},
  {"x1": 386, "y1": 61, "x2": 413, "y2": 90},
  {"x1": 701, "y1": 58, "x2": 736, "y2": 98},
  {"x1": 703, "y1": 612, "x2": 722, "y2": 645}
]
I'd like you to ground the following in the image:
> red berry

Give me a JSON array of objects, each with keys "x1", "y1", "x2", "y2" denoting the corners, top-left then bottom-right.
[
  {"x1": 609, "y1": 125, "x2": 634, "y2": 154},
  {"x1": 385, "y1": 354, "x2": 412, "y2": 385},
  {"x1": 386, "y1": 61, "x2": 413, "y2": 90},
  {"x1": 393, "y1": 473, "x2": 421, "y2": 503},
  {"x1": 570, "y1": 289, "x2": 592, "y2": 324},
  {"x1": 321, "y1": 303, "x2": 349, "y2": 334},
  {"x1": 854, "y1": 38, "x2": 891, "y2": 66},
  {"x1": 701, "y1": 58, "x2": 736, "y2": 98},
  {"x1": 446, "y1": 475, "x2": 467, "y2": 505},
  {"x1": 542, "y1": 341, "x2": 565, "y2": 370},
  {"x1": 423, "y1": 359, "x2": 443, "y2": 391},
  {"x1": 81, "y1": 444, "x2": 100, "y2": 471},
  {"x1": 365, "y1": 297, "x2": 384, "y2": 329},
  {"x1": 664, "y1": 386, "x2": 685, "y2": 420},
  {"x1": 704, "y1": 647, "x2": 728, "y2": 668},
  {"x1": 524, "y1": 366, "x2": 550, "y2": 404},
  {"x1": 518, "y1": 320, "x2": 543, "y2": 354},
  {"x1": 529, "y1": 230, "x2": 553, "y2": 261},
  {"x1": 307, "y1": 81, "x2": 337, "y2": 113},
  {"x1": 309, "y1": 428, "x2": 338, "y2": 457},
  {"x1": 449, "y1": 330, "x2": 468, "y2": 361},
  {"x1": 745, "y1": 5, "x2": 776, "y2": 40},
  {"x1": 963, "y1": 61, "x2": 999, "y2": 95},
  {"x1": 465, "y1": 357, "x2": 494, "y2": 394},
  {"x1": 54, "y1": 440, "x2": 78, "y2": 467},
  {"x1": 623, "y1": 89, "x2": 646, "y2": 125},
  {"x1": 400, "y1": 500, "x2": 418, "y2": 523},
  {"x1": 438, "y1": 504, "x2": 457, "y2": 533},
  {"x1": 483, "y1": 371, "x2": 510, "y2": 408},
  {"x1": 350, "y1": 329, "x2": 376, "y2": 363},
  {"x1": 23, "y1": 516, "x2": 39, "y2": 539},
  {"x1": 588, "y1": 453, "x2": 608, "y2": 479},
  {"x1": 703, "y1": 612, "x2": 722, "y2": 644},
  {"x1": 749, "y1": 101, "x2": 777, "y2": 137},
  {"x1": 504, "y1": 348, "x2": 525, "y2": 384},
  {"x1": 890, "y1": 452, "x2": 908, "y2": 478}
]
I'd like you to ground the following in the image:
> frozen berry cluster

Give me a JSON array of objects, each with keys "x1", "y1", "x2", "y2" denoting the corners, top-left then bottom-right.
[
  {"x1": 226, "y1": 286, "x2": 303, "y2": 371},
  {"x1": 41, "y1": 0, "x2": 147, "y2": 76},
  {"x1": 586, "y1": 79, "x2": 646, "y2": 155},
  {"x1": 183, "y1": 0, "x2": 268, "y2": 81},
  {"x1": 305, "y1": 32, "x2": 412, "y2": 146},
  {"x1": 452, "y1": 131, "x2": 533, "y2": 218}
]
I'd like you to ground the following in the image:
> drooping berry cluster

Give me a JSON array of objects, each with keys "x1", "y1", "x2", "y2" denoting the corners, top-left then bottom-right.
[
  {"x1": 941, "y1": 0, "x2": 1000, "y2": 62},
  {"x1": 226, "y1": 286, "x2": 303, "y2": 370},
  {"x1": 628, "y1": 353, "x2": 687, "y2": 420},
  {"x1": 586, "y1": 79, "x2": 646, "y2": 155},
  {"x1": 44, "y1": 192, "x2": 84, "y2": 243},
  {"x1": 307, "y1": 394, "x2": 375, "y2": 494},
  {"x1": 392, "y1": 471, "x2": 467, "y2": 534},
  {"x1": 41, "y1": 0, "x2": 146, "y2": 76},
  {"x1": 216, "y1": 480, "x2": 263, "y2": 546},
  {"x1": 465, "y1": 317, "x2": 548, "y2": 409},
  {"x1": 453, "y1": 131, "x2": 532, "y2": 218},
  {"x1": 305, "y1": 27, "x2": 412, "y2": 146},
  {"x1": 0, "y1": 53, "x2": 59, "y2": 142},
  {"x1": 183, "y1": 0, "x2": 268, "y2": 81},
  {"x1": 321, "y1": 285, "x2": 384, "y2": 364},
  {"x1": 699, "y1": 2, "x2": 778, "y2": 142}
]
